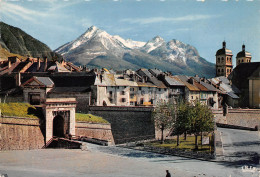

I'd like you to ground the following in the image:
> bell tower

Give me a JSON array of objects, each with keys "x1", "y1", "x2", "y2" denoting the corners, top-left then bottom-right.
[
  {"x1": 215, "y1": 41, "x2": 233, "y2": 77},
  {"x1": 236, "y1": 44, "x2": 252, "y2": 66}
]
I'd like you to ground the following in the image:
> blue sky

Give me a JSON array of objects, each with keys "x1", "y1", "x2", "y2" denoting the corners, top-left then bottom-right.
[{"x1": 1, "y1": 0, "x2": 260, "y2": 64}]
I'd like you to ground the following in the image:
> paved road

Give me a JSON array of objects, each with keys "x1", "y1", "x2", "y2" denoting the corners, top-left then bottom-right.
[
  {"x1": 218, "y1": 127, "x2": 260, "y2": 168},
  {"x1": 0, "y1": 128, "x2": 259, "y2": 177}
]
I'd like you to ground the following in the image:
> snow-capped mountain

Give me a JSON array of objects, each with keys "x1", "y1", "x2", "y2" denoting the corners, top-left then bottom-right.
[{"x1": 55, "y1": 26, "x2": 215, "y2": 78}]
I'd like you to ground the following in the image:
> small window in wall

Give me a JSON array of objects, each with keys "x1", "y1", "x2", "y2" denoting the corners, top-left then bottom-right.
[
  {"x1": 218, "y1": 69, "x2": 220, "y2": 73},
  {"x1": 164, "y1": 88, "x2": 167, "y2": 91},
  {"x1": 124, "y1": 86, "x2": 127, "y2": 88},
  {"x1": 121, "y1": 91, "x2": 125, "y2": 95},
  {"x1": 130, "y1": 88, "x2": 134, "y2": 91},
  {"x1": 29, "y1": 93, "x2": 41, "y2": 105},
  {"x1": 140, "y1": 98, "x2": 144, "y2": 105},
  {"x1": 130, "y1": 94, "x2": 134, "y2": 98},
  {"x1": 221, "y1": 69, "x2": 224, "y2": 73},
  {"x1": 109, "y1": 91, "x2": 113, "y2": 96},
  {"x1": 191, "y1": 96, "x2": 193, "y2": 99},
  {"x1": 121, "y1": 98, "x2": 126, "y2": 102},
  {"x1": 117, "y1": 86, "x2": 120, "y2": 89},
  {"x1": 159, "y1": 88, "x2": 161, "y2": 91},
  {"x1": 130, "y1": 101, "x2": 134, "y2": 105},
  {"x1": 218, "y1": 58, "x2": 220, "y2": 63},
  {"x1": 242, "y1": 59, "x2": 244, "y2": 62},
  {"x1": 139, "y1": 87, "x2": 142, "y2": 91},
  {"x1": 222, "y1": 57, "x2": 224, "y2": 62}
]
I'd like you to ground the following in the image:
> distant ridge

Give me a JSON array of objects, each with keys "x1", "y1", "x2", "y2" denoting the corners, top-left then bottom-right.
[{"x1": 55, "y1": 26, "x2": 215, "y2": 78}]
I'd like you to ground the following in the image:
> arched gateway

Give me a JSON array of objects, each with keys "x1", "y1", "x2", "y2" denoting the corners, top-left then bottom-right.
[{"x1": 44, "y1": 98, "x2": 77, "y2": 143}]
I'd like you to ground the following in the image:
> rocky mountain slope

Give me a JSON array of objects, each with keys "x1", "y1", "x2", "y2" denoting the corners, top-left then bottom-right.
[
  {"x1": 0, "y1": 22, "x2": 58, "y2": 60},
  {"x1": 55, "y1": 26, "x2": 215, "y2": 78}
]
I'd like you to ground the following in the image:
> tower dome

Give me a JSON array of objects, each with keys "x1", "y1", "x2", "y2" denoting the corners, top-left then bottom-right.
[
  {"x1": 236, "y1": 44, "x2": 251, "y2": 66},
  {"x1": 216, "y1": 41, "x2": 233, "y2": 56}
]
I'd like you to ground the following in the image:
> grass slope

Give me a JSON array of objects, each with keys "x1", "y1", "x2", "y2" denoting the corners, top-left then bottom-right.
[
  {"x1": 0, "y1": 103, "x2": 40, "y2": 119},
  {"x1": 76, "y1": 113, "x2": 109, "y2": 123}
]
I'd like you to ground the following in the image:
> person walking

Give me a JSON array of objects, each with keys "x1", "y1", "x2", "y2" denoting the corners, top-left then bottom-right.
[{"x1": 166, "y1": 170, "x2": 171, "y2": 177}]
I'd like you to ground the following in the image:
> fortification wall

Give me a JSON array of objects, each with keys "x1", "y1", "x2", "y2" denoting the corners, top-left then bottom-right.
[
  {"x1": 88, "y1": 106, "x2": 155, "y2": 144},
  {"x1": 75, "y1": 122, "x2": 114, "y2": 144},
  {"x1": 0, "y1": 117, "x2": 45, "y2": 150},
  {"x1": 213, "y1": 109, "x2": 260, "y2": 128}
]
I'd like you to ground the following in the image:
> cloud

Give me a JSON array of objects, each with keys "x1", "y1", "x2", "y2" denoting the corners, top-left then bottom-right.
[
  {"x1": 1, "y1": 1, "x2": 81, "y2": 23},
  {"x1": 121, "y1": 14, "x2": 220, "y2": 25}
]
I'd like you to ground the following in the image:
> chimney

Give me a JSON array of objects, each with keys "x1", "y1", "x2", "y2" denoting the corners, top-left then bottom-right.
[
  {"x1": 44, "y1": 57, "x2": 48, "y2": 72},
  {"x1": 37, "y1": 57, "x2": 41, "y2": 71},
  {"x1": 8, "y1": 60, "x2": 11, "y2": 69},
  {"x1": 16, "y1": 72, "x2": 21, "y2": 86}
]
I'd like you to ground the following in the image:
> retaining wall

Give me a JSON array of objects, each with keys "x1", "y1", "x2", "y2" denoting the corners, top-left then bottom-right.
[
  {"x1": 0, "y1": 116, "x2": 45, "y2": 150},
  {"x1": 213, "y1": 109, "x2": 260, "y2": 129},
  {"x1": 75, "y1": 122, "x2": 114, "y2": 144},
  {"x1": 88, "y1": 106, "x2": 155, "y2": 144}
]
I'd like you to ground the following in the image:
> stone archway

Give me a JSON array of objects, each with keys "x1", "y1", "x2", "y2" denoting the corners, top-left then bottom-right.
[
  {"x1": 44, "y1": 98, "x2": 77, "y2": 143},
  {"x1": 53, "y1": 115, "x2": 65, "y2": 137}
]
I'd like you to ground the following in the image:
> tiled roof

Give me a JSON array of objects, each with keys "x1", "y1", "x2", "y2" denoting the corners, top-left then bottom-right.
[
  {"x1": 175, "y1": 75, "x2": 200, "y2": 91},
  {"x1": 36, "y1": 77, "x2": 54, "y2": 87},
  {"x1": 164, "y1": 76, "x2": 185, "y2": 86},
  {"x1": 137, "y1": 69, "x2": 167, "y2": 88}
]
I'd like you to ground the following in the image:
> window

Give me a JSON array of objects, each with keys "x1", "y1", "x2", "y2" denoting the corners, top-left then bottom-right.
[
  {"x1": 121, "y1": 91, "x2": 125, "y2": 95},
  {"x1": 130, "y1": 94, "x2": 134, "y2": 98},
  {"x1": 230, "y1": 58, "x2": 232, "y2": 62},
  {"x1": 121, "y1": 98, "x2": 126, "y2": 102},
  {"x1": 222, "y1": 57, "x2": 224, "y2": 62},
  {"x1": 139, "y1": 87, "x2": 142, "y2": 91},
  {"x1": 130, "y1": 101, "x2": 134, "y2": 105},
  {"x1": 191, "y1": 96, "x2": 193, "y2": 99},
  {"x1": 29, "y1": 93, "x2": 41, "y2": 105},
  {"x1": 242, "y1": 59, "x2": 244, "y2": 62},
  {"x1": 164, "y1": 88, "x2": 167, "y2": 91},
  {"x1": 218, "y1": 58, "x2": 220, "y2": 63},
  {"x1": 140, "y1": 98, "x2": 144, "y2": 104},
  {"x1": 130, "y1": 88, "x2": 134, "y2": 91},
  {"x1": 218, "y1": 69, "x2": 220, "y2": 73},
  {"x1": 117, "y1": 86, "x2": 120, "y2": 89},
  {"x1": 221, "y1": 69, "x2": 224, "y2": 73},
  {"x1": 159, "y1": 88, "x2": 161, "y2": 91},
  {"x1": 124, "y1": 86, "x2": 127, "y2": 88},
  {"x1": 109, "y1": 91, "x2": 113, "y2": 96}
]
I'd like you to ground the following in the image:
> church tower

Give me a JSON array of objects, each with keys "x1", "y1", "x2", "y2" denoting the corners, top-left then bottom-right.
[
  {"x1": 215, "y1": 41, "x2": 233, "y2": 77},
  {"x1": 236, "y1": 44, "x2": 252, "y2": 66}
]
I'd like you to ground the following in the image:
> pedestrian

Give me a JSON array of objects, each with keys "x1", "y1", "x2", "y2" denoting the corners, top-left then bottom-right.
[{"x1": 166, "y1": 170, "x2": 171, "y2": 177}]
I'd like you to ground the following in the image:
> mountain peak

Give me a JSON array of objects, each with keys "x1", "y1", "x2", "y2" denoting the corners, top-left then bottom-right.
[{"x1": 152, "y1": 36, "x2": 164, "y2": 42}]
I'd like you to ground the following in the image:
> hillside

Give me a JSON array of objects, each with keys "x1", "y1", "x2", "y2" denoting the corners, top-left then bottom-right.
[{"x1": 0, "y1": 22, "x2": 59, "y2": 60}]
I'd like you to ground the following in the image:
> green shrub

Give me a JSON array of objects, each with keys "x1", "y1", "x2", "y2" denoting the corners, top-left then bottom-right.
[
  {"x1": 76, "y1": 113, "x2": 108, "y2": 123},
  {"x1": 0, "y1": 103, "x2": 39, "y2": 119}
]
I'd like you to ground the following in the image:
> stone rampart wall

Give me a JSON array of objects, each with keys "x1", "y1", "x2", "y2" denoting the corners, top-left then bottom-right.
[
  {"x1": 88, "y1": 106, "x2": 155, "y2": 144},
  {"x1": 213, "y1": 109, "x2": 260, "y2": 129},
  {"x1": 75, "y1": 122, "x2": 114, "y2": 144},
  {"x1": 0, "y1": 116, "x2": 45, "y2": 150}
]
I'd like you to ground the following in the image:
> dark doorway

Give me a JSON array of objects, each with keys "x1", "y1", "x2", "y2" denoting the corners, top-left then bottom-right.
[{"x1": 53, "y1": 115, "x2": 65, "y2": 137}]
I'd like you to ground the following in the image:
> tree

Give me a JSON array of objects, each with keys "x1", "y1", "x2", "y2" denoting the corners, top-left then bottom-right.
[
  {"x1": 189, "y1": 101, "x2": 214, "y2": 150},
  {"x1": 153, "y1": 102, "x2": 175, "y2": 144},
  {"x1": 173, "y1": 101, "x2": 193, "y2": 146}
]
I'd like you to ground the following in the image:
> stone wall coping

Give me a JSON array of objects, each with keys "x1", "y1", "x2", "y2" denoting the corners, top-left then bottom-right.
[
  {"x1": 76, "y1": 121, "x2": 110, "y2": 125},
  {"x1": 45, "y1": 98, "x2": 77, "y2": 104},
  {"x1": 0, "y1": 116, "x2": 40, "y2": 126},
  {"x1": 89, "y1": 106, "x2": 154, "y2": 112}
]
